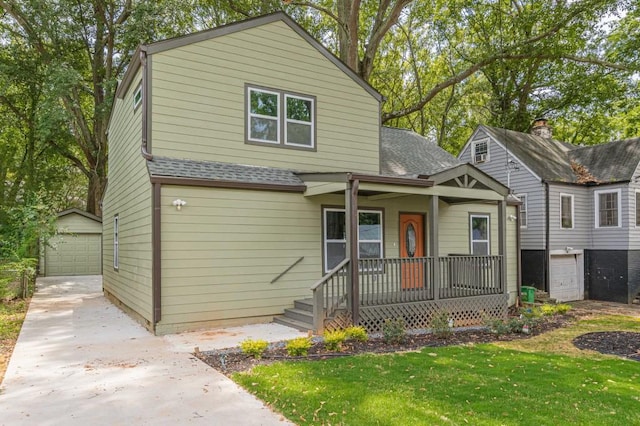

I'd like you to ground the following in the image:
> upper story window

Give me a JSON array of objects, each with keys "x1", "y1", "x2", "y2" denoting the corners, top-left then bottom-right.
[
  {"x1": 133, "y1": 83, "x2": 142, "y2": 110},
  {"x1": 472, "y1": 139, "x2": 489, "y2": 163},
  {"x1": 560, "y1": 193, "x2": 574, "y2": 229},
  {"x1": 594, "y1": 188, "x2": 621, "y2": 228},
  {"x1": 247, "y1": 85, "x2": 315, "y2": 149},
  {"x1": 516, "y1": 193, "x2": 527, "y2": 228},
  {"x1": 470, "y1": 214, "x2": 490, "y2": 255}
]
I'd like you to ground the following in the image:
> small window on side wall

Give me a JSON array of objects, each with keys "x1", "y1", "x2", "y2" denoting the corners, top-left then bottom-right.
[
  {"x1": 472, "y1": 139, "x2": 489, "y2": 163},
  {"x1": 133, "y1": 83, "x2": 142, "y2": 111},
  {"x1": 470, "y1": 214, "x2": 490, "y2": 255},
  {"x1": 595, "y1": 189, "x2": 621, "y2": 228},
  {"x1": 113, "y1": 215, "x2": 119, "y2": 270},
  {"x1": 560, "y1": 194, "x2": 574, "y2": 229},
  {"x1": 516, "y1": 194, "x2": 527, "y2": 227}
]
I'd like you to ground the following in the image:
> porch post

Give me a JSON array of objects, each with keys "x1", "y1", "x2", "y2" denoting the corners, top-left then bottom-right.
[
  {"x1": 429, "y1": 195, "x2": 440, "y2": 300},
  {"x1": 498, "y1": 200, "x2": 507, "y2": 294},
  {"x1": 345, "y1": 178, "x2": 360, "y2": 324}
]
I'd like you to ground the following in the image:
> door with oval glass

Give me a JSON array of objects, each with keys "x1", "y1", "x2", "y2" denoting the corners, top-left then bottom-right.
[{"x1": 400, "y1": 213, "x2": 425, "y2": 289}]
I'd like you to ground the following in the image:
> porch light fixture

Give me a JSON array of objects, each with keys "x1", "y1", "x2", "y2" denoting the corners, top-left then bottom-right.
[
  {"x1": 508, "y1": 214, "x2": 517, "y2": 221},
  {"x1": 172, "y1": 199, "x2": 187, "y2": 211},
  {"x1": 565, "y1": 246, "x2": 573, "y2": 253}
]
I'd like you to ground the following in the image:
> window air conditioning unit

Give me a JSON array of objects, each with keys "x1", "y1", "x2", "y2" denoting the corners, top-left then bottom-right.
[{"x1": 476, "y1": 153, "x2": 487, "y2": 163}]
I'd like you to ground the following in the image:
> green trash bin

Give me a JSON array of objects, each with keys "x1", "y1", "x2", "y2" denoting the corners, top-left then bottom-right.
[{"x1": 521, "y1": 286, "x2": 536, "y2": 303}]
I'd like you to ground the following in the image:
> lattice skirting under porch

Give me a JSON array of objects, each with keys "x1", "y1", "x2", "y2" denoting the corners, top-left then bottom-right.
[{"x1": 331, "y1": 294, "x2": 508, "y2": 334}]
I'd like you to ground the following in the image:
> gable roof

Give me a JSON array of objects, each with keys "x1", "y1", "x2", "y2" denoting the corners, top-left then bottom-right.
[
  {"x1": 479, "y1": 125, "x2": 640, "y2": 184},
  {"x1": 116, "y1": 12, "x2": 381, "y2": 102},
  {"x1": 380, "y1": 127, "x2": 461, "y2": 177},
  {"x1": 57, "y1": 208, "x2": 102, "y2": 223}
]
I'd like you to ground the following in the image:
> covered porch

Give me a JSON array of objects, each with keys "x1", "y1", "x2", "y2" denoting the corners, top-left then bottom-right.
[{"x1": 290, "y1": 165, "x2": 517, "y2": 333}]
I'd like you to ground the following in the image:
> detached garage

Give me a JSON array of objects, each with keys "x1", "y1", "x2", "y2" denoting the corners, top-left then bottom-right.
[{"x1": 41, "y1": 209, "x2": 102, "y2": 276}]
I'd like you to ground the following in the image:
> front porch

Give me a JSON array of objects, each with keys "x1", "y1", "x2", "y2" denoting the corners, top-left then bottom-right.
[{"x1": 275, "y1": 254, "x2": 507, "y2": 333}]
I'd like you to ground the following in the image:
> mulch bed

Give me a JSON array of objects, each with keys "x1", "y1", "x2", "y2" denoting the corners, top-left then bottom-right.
[
  {"x1": 197, "y1": 314, "x2": 577, "y2": 376},
  {"x1": 573, "y1": 332, "x2": 640, "y2": 361}
]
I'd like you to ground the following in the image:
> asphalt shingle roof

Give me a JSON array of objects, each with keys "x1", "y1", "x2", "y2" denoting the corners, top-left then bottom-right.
[
  {"x1": 481, "y1": 125, "x2": 640, "y2": 184},
  {"x1": 380, "y1": 127, "x2": 461, "y2": 177},
  {"x1": 147, "y1": 156, "x2": 305, "y2": 187}
]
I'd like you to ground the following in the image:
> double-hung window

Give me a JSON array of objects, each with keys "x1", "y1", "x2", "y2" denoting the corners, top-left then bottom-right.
[
  {"x1": 323, "y1": 208, "x2": 383, "y2": 272},
  {"x1": 595, "y1": 189, "x2": 621, "y2": 228},
  {"x1": 472, "y1": 139, "x2": 489, "y2": 163},
  {"x1": 247, "y1": 85, "x2": 315, "y2": 149},
  {"x1": 470, "y1": 214, "x2": 490, "y2": 255},
  {"x1": 113, "y1": 215, "x2": 119, "y2": 270},
  {"x1": 560, "y1": 194, "x2": 574, "y2": 229}
]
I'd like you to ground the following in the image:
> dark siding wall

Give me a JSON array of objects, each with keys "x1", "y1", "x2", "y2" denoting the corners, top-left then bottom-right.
[
  {"x1": 522, "y1": 250, "x2": 546, "y2": 290},
  {"x1": 627, "y1": 250, "x2": 640, "y2": 302},
  {"x1": 586, "y1": 250, "x2": 629, "y2": 303}
]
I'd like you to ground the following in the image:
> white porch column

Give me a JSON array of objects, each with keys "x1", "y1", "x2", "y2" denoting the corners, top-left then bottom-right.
[
  {"x1": 429, "y1": 195, "x2": 440, "y2": 300},
  {"x1": 498, "y1": 200, "x2": 507, "y2": 294}
]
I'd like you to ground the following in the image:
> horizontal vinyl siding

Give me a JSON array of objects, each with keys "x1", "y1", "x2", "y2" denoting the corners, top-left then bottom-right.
[
  {"x1": 547, "y1": 184, "x2": 589, "y2": 250},
  {"x1": 460, "y1": 130, "x2": 544, "y2": 250},
  {"x1": 103, "y1": 68, "x2": 153, "y2": 324},
  {"x1": 56, "y1": 214, "x2": 102, "y2": 234},
  {"x1": 150, "y1": 21, "x2": 379, "y2": 173},
  {"x1": 627, "y1": 175, "x2": 640, "y2": 250},
  {"x1": 590, "y1": 183, "x2": 629, "y2": 249}
]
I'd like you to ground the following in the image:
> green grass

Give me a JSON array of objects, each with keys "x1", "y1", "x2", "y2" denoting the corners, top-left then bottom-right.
[{"x1": 234, "y1": 317, "x2": 640, "y2": 426}]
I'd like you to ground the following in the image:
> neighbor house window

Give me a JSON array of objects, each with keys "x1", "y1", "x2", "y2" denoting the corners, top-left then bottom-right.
[
  {"x1": 636, "y1": 191, "x2": 640, "y2": 227},
  {"x1": 113, "y1": 215, "x2": 119, "y2": 270},
  {"x1": 472, "y1": 139, "x2": 489, "y2": 163},
  {"x1": 595, "y1": 189, "x2": 621, "y2": 228},
  {"x1": 133, "y1": 83, "x2": 142, "y2": 110},
  {"x1": 516, "y1": 194, "x2": 527, "y2": 227},
  {"x1": 323, "y1": 208, "x2": 383, "y2": 272},
  {"x1": 470, "y1": 214, "x2": 490, "y2": 255},
  {"x1": 560, "y1": 194, "x2": 574, "y2": 229},
  {"x1": 247, "y1": 85, "x2": 315, "y2": 149}
]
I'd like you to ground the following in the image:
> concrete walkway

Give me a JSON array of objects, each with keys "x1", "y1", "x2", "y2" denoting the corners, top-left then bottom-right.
[{"x1": 0, "y1": 276, "x2": 306, "y2": 425}]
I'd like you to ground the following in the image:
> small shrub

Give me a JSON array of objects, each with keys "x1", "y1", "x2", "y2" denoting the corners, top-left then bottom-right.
[
  {"x1": 324, "y1": 330, "x2": 347, "y2": 352},
  {"x1": 555, "y1": 303, "x2": 572, "y2": 314},
  {"x1": 286, "y1": 337, "x2": 313, "y2": 356},
  {"x1": 344, "y1": 325, "x2": 368, "y2": 342},
  {"x1": 539, "y1": 303, "x2": 572, "y2": 316},
  {"x1": 240, "y1": 339, "x2": 269, "y2": 359},
  {"x1": 382, "y1": 317, "x2": 406, "y2": 344},
  {"x1": 430, "y1": 312, "x2": 453, "y2": 339}
]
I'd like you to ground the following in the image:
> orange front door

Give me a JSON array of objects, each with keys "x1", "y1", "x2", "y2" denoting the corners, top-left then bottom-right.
[{"x1": 400, "y1": 213, "x2": 425, "y2": 289}]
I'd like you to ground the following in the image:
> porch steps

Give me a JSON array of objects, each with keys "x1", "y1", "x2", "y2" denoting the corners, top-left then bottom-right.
[{"x1": 273, "y1": 299, "x2": 315, "y2": 332}]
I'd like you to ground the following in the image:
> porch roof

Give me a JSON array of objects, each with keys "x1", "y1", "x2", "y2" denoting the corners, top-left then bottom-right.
[{"x1": 298, "y1": 168, "x2": 507, "y2": 202}]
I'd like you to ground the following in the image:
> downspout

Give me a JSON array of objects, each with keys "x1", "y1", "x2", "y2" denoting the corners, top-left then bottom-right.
[
  {"x1": 140, "y1": 48, "x2": 153, "y2": 161},
  {"x1": 516, "y1": 201, "x2": 522, "y2": 306},
  {"x1": 544, "y1": 182, "x2": 550, "y2": 292}
]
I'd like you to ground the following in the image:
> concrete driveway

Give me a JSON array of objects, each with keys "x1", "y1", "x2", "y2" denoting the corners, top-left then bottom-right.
[{"x1": 1, "y1": 276, "x2": 305, "y2": 425}]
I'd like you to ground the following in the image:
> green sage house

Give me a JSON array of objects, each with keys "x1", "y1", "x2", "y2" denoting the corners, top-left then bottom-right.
[{"x1": 103, "y1": 12, "x2": 520, "y2": 335}]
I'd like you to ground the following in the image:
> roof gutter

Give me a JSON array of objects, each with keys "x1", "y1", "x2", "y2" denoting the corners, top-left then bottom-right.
[{"x1": 140, "y1": 47, "x2": 153, "y2": 161}]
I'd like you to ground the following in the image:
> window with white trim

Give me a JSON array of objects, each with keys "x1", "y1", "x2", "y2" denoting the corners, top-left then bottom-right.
[
  {"x1": 472, "y1": 139, "x2": 489, "y2": 163},
  {"x1": 560, "y1": 193, "x2": 574, "y2": 229},
  {"x1": 595, "y1": 188, "x2": 621, "y2": 228},
  {"x1": 470, "y1": 214, "x2": 490, "y2": 255},
  {"x1": 516, "y1": 194, "x2": 527, "y2": 227},
  {"x1": 636, "y1": 191, "x2": 640, "y2": 227},
  {"x1": 113, "y1": 215, "x2": 119, "y2": 270},
  {"x1": 133, "y1": 83, "x2": 142, "y2": 110},
  {"x1": 323, "y1": 208, "x2": 383, "y2": 272},
  {"x1": 247, "y1": 86, "x2": 315, "y2": 148}
]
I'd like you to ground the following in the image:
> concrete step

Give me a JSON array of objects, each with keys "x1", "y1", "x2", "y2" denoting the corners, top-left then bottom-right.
[{"x1": 273, "y1": 315, "x2": 314, "y2": 332}]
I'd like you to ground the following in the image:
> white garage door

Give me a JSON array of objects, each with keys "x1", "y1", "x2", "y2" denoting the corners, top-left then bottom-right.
[
  {"x1": 549, "y1": 254, "x2": 582, "y2": 302},
  {"x1": 45, "y1": 234, "x2": 102, "y2": 276}
]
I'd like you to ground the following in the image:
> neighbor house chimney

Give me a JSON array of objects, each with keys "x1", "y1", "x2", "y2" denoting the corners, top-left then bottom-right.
[{"x1": 531, "y1": 118, "x2": 552, "y2": 139}]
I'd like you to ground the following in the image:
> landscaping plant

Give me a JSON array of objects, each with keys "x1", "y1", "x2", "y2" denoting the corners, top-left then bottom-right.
[
  {"x1": 430, "y1": 311, "x2": 453, "y2": 338},
  {"x1": 382, "y1": 318, "x2": 406, "y2": 344},
  {"x1": 285, "y1": 337, "x2": 313, "y2": 357},
  {"x1": 344, "y1": 325, "x2": 368, "y2": 342},
  {"x1": 323, "y1": 330, "x2": 347, "y2": 352},
  {"x1": 239, "y1": 339, "x2": 269, "y2": 359}
]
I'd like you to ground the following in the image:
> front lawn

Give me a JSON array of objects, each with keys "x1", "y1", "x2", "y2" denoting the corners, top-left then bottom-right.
[{"x1": 234, "y1": 316, "x2": 640, "y2": 425}]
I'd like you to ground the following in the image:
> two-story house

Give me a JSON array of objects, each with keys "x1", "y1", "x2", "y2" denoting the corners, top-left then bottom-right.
[
  {"x1": 103, "y1": 12, "x2": 520, "y2": 335},
  {"x1": 459, "y1": 119, "x2": 640, "y2": 304}
]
